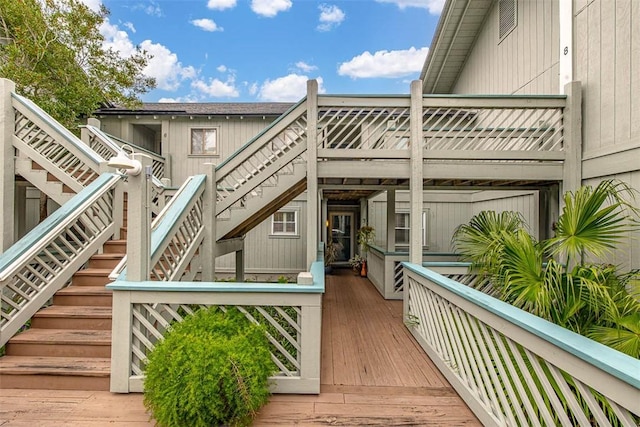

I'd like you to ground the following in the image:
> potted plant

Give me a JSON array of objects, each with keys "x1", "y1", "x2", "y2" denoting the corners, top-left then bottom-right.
[
  {"x1": 324, "y1": 241, "x2": 342, "y2": 274},
  {"x1": 355, "y1": 226, "x2": 375, "y2": 276}
]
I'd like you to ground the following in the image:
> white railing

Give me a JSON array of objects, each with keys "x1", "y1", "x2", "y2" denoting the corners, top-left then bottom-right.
[
  {"x1": 113, "y1": 175, "x2": 205, "y2": 282},
  {"x1": 108, "y1": 257, "x2": 324, "y2": 394},
  {"x1": 366, "y1": 246, "x2": 458, "y2": 300},
  {"x1": 403, "y1": 263, "x2": 640, "y2": 426},
  {"x1": 215, "y1": 100, "x2": 308, "y2": 216},
  {"x1": 316, "y1": 95, "x2": 412, "y2": 156},
  {"x1": 12, "y1": 93, "x2": 103, "y2": 192},
  {"x1": 0, "y1": 173, "x2": 122, "y2": 346},
  {"x1": 421, "y1": 96, "x2": 566, "y2": 160},
  {"x1": 83, "y1": 125, "x2": 167, "y2": 180}
]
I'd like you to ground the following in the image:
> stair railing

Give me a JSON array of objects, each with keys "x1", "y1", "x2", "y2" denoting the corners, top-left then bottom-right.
[
  {"x1": 12, "y1": 93, "x2": 104, "y2": 193},
  {"x1": 81, "y1": 125, "x2": 168, "y2": 181},
  {"x1": 215, "y1": 99, "x2": 308, "y2": 216},
  {"x1": 114, "y1": 175, "x2": 206, "y2": 282},
  {"x1": 0, "y1": 173, "x2": 122, "y2": 347}
]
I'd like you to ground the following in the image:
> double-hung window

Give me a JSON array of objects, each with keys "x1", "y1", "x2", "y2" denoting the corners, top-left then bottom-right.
[
  {"x1": 395, "y1": 211, "x2": 429, "y2": 249},
  {"x1": 190, "y1": 128, "x2": 217, "y2": 156},
  {"x1": 271, "y1": 209, "x2": 298, "y2": 236}
]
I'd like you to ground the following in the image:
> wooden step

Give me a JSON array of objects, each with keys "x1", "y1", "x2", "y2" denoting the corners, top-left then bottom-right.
[
  {"x1": 5, "y1": 329, "x2": 111, "y2": 358},
  {"x1": 0, "y1": 356, "x2": 110, "y2": 391},
  {"x1": 103, "y1": 240, "x2": 126, "y2": 254},
  {"x1": 71, "y1": 269, "x2": 113, "y2": 286},
  {"x1": 88, "y1": 253, "x2": 124, "y2": 269},
  {"x1": 53, "y1": 286, "x2": 112, "y2": 307},
  {"x1": 31, "y1": 306, "x2": 112, "y2": 330}
]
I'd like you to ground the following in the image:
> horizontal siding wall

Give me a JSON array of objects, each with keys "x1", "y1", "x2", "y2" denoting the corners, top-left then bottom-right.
[{"x1": 453, "y1": 0, "x2": 559, "y2": 95}]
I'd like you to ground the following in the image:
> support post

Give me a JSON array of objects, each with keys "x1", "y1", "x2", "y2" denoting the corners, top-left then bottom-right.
[
  {"x1": 81, "y1": 117, "x2": 101, "y2": 146},
  {"x1": 409, "y1": 81, "x2": 424, "y2": 264},
  {"x1": 110, "y1": 290, "x2": 133, "y2": 393},
  {"x1": 562, "y1": 81, "x2": 582, "y2": 196},
  {"x1": 235, "y1": 245, "x2": 245, "y2": 283},
  {"x1": 386, "y1": 189, "x2": 396, "y2": 252},
  {"x1": 0, "y1": 78, "x2": 15, "y2": 251},
  {"x1": 126, "y1": 154, "x2": 152, "y2": 281},
  {"x1": 306, "y1": 80, "x2": 319, "y2": 269},
  {"x1": 320, "y1": 195, "x2": 328, "y2": 245},
  {"x1": 201, "y1": 163, "x2": 217, "y2": 281}
]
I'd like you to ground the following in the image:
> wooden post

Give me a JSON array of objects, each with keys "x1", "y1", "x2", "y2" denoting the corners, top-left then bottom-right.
[
  {"x1": 306, "y1": 80, "x2": 319, "y2": 269},
  {"x1": 81, "y1": 117, "x2": 101, "y2": 146},
  {"x1": 110, "y1": 290, "x2": 133, "y2": 393},
  {"x1": 0, "y1": 78, "x2": 15, "y2": 251},
  {"x1": 386, "y1": 189, "x2": 396, "y2": 252},
  {"x1": 201, "y1": 163, "x2": 217, "y2": 281},
  {"x1": 409, "y1": 81, "x2": 424, "y2": 264},
  {"x1": 562, "y1": 81, "x2": 582, "y2": 196},
  {"x1": 235, "y1": 246, "x2": 245, "y2": 283},
  {"x1": 299, "y1": 301, "x2": 322, "y2": 393},
  {"x1": 126, "y1": 154, "x2": 152, "y2": 281}
]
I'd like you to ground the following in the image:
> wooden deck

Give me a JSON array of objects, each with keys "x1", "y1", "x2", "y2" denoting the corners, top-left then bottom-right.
[{"x1": 0, "y1": 270, "x2": 479, "y2": 426}]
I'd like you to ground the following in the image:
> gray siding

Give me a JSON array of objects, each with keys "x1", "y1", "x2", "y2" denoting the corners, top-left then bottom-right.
[
  {"x1": 453, "y1": 0, "x2": 559, "y2": 95},
  {"x1": 369, "y1": 190, "x2": 538, "y2": 253}
]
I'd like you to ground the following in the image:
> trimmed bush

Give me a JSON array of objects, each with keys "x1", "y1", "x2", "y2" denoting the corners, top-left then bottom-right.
[{"x1": 143, "y1": 307, "x2": 275, "y2": 427}]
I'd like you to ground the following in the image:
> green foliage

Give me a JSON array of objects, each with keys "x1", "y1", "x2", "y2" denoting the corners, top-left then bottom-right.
[
  {"x1": 452, "y1": 180, "x2": 640, "y2": 358},
  {"x1": 0, "y1": 0, "x2": 154, "y2": 131},
  {"x1": 143, "y1": 307, "x2": 275, "y2": 427}
]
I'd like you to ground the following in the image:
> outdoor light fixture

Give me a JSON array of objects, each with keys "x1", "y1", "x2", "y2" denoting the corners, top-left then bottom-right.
[{"x1": 107, "y1": 151, "x2": 142, "y2": 176}]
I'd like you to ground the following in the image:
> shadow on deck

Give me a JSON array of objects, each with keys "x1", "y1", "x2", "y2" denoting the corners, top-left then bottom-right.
[{"x1": 0, "y1": 269, "x2": 480, "y2": 426}]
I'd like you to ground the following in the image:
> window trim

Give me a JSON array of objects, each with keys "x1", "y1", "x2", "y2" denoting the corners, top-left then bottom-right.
[
  {"x1": 270, "y1": 208, "x2": 299, "y2": 237},
  {"x1": 189, "y1": 127, "x2": 219, "y2": 157},
  {"x1": 395, "y1": 210, "x2": 430, "y2": 249}
]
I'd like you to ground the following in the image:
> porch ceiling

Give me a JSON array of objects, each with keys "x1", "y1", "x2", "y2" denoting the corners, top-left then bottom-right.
[{"x1": 319, "y1": 177, "x2": 558, "y2": 201}]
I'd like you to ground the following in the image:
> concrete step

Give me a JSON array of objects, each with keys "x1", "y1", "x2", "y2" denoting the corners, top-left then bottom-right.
[
  {"x1": 5, "y1": 329, "x2": 111, "y2": 358},
  {"x1": 71, "y1": 269, "x2": 112, "y2": 286},
  {"x1": 0, "y1": 356, "x2": 110, "y2": 391},
  {"x1": 31, "y1": 306, "x2": 112, "y2": 330},
  {"x1": 53, "y1": 286, "x2": 112, "y2": 307}
]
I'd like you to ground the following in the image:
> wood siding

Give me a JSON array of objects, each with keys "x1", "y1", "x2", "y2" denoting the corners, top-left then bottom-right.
[
  {"x1": 369, "y1": 190, "x2": 538, "y2": 253},
  {"x1": 453, "y1": 0, "x2": 559, "y2": 95},
  {"x1": 575, "y1": 0, "x2": 640, "y2": 179}
]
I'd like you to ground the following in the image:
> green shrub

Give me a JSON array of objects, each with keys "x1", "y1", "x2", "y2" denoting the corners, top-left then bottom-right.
[{"x1": 143, "y1": 307, "x2": 275, "y2": 427}]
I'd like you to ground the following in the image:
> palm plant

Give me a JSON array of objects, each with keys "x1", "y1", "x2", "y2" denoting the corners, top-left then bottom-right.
[{"x1": 452, "y1": 180, "x2": 640, "y2": 358}]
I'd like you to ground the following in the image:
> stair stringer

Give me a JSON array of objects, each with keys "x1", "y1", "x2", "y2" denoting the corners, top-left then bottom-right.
[
  {"x1": 216, "y1": 162, "x2": 308, "y2": 240},
  {"x1": 15, "y1": 158, "x2": 75, "y2": 205}
]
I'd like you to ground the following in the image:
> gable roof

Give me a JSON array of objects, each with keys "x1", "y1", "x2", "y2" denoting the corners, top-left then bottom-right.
[
  {"x1": 95, "y1": 102, "x2": 295, "y2": 117},
  {"x1": 420, "y1": 0, "x2": 493, "y2": 94}
]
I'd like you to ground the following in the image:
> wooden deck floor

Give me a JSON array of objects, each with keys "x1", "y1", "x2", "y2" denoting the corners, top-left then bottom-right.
[{"x1": 0, "y1": 270, "x2": 479, "y2": 426}]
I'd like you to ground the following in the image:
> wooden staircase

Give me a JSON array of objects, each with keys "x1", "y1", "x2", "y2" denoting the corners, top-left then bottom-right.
[{"x1": 0, "y1": 239, "x2": 126, "y2": 391}]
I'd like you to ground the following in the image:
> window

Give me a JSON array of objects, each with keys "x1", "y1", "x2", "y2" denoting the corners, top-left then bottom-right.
[
  {"x1": 395, "y1": 211, "x2": 429, "y2": 248},
  {"x1": 271, "y1": 210, "x2": 298, "y2": 236},
  {"x1": 498, "y1": 0, "x2": 517, "y2": 41},
  {"x1": 190, "y1": 128, "x2": 217, "y2": 155}
]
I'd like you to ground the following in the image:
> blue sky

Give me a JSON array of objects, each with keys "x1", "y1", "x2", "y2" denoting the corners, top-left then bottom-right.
[{"x1": 87, "y1": 0, "x2": 444, "y2": 102}]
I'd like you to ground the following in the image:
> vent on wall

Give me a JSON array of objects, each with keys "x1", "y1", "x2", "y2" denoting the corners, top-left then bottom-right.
[{"x1": 499, "y1": 0, "x2": 517, "y2": 40}]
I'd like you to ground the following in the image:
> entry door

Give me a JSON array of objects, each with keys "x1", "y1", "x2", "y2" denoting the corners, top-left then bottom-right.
[{"x1": 329, "y1": 212, "x2": 354, "y2": 262}]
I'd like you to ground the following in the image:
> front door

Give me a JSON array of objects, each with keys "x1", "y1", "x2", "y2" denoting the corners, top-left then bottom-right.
[{"x1": 329, "y1": 212, "x2": 354, "y2": 263}]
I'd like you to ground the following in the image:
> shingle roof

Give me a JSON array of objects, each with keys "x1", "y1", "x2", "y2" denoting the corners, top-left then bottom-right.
[{"x1": 95, "y1": 102, "x2": 296, "y2": 117}]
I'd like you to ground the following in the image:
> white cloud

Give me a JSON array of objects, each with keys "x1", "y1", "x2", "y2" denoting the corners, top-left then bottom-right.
[
  {"x1": 123, "y1": 22, "x2": 136, "y2": 33},
  {"x1": 158, "y1": 94, "x2": 199, "y2": 103},
  {"x1": 338, "y1": 46, "x2": 429, "y2": 79},
  {"x1": 207, "y1": 0, "x2": 237, "y2": 10},
  {"x1": 192, "y1": 77, "x2": 240, "y2": 98},
  {"x1": 258, "y1": 74, "x2": 325, "y2": 102},
  {"x1": 248, "y1": 82, "x2": 259, "y2": 96},
  {"x1": 136, "y1": 1, "x2": 163, "y2": 17},
  {"x1": 190, "y1": 18, "x2": 223, "y2": 32},
  {"x1": 317, "y1": 4, "x2": 345, "y2": 31},
  {"x1": 251, "y1": 0, "x2": 292, "y2": 17},
  {"x1": 217, "y1": 65, "x2": 228, "y2": 72},
  {"x1": 101, "y1": 20, "x2": 197, "y2": 91},
  {"x1": 375, "y1": 0, "x2": 444, "y2": 14},
  {"x1": 295, "y1": 61, "x2": 317, "y2": 73}
]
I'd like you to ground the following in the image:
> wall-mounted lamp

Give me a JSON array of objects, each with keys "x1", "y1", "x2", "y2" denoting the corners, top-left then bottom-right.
[{"x1": 107, "y1": 151, "x2": 142, "y2": 176}]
